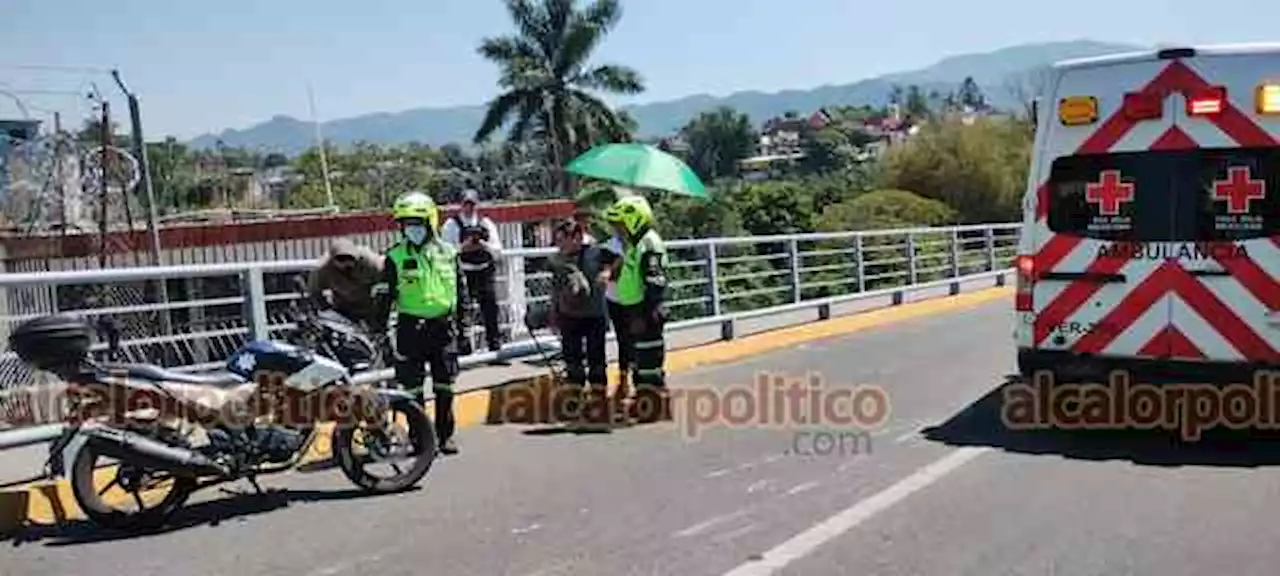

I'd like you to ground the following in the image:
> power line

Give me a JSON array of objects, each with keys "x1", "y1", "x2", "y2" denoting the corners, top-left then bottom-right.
[
  {"x1": 0, "y1": 88, "x2": 91, "y2": 96},
  {"x1": 0, "y1": 63, "x2": 111, "y2": 74}
]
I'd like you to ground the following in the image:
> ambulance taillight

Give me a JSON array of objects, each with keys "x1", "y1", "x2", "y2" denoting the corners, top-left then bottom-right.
[
  {"x1": 1123, "y1": 93, "x2": 1163, "y2": 121},
  {"x1": 1015, "y1": 255, "x2": 1035, "y2": 312},
  {"x1": 1258, "y1": 84, "x2": 1280, "y2": 114},
  {"x1": 1187, "y1": 86, "x2": 1226, "y2": 116}
]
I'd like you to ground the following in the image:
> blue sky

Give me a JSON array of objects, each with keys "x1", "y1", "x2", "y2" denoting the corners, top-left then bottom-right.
[{"x1": 3, "y1": 0, "x2": 1279, "y2": 140}]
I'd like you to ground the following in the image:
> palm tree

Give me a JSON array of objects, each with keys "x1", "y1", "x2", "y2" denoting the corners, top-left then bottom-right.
[{"x1": 473, "y1": 0, "x2": 645, "y2": 194}]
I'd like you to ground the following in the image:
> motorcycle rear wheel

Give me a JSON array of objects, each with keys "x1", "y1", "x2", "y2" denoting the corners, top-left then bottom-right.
[
  {"x1": 69, "y1": 438, "x2": 197, "y2": 531},
  {"x1": 333, "y1": 398, "x2": 436, "y2": 492}
]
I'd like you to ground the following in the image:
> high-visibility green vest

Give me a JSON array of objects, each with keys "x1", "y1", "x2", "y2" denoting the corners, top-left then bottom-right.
[
  {"x1": 387, "y1": 240, "x2": 458, "y2": 318},
  {"x1": 616, "y1": 229, "x2": 666, "y2": 307}
]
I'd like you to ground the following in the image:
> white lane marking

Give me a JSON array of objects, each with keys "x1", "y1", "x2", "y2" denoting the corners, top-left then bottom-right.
[
  {"x1": 304, "y1": 545, "x2": 401, "y2": 576},
  {"x1": 714, "y1": 522, "x2": 761, "y2": 543},
  {"x1": 710, "y1": 454, "x2": 785, "y2": 479},
  {"x1": 746, "y1": 479, "x2": 774, "y2": 494},
  {"x1": 720, "y1": 447, "x2": 990, "y2": 576},
  {"x1": 512, "y1": 523, "x2": 543, "y2": 535},
  {"x1": 674, "y1": 509, "x2": 751, "y2": 538},
  {"x1": 870, "y1": 424, "x2": 897, "y2": 438},
  {"x1": 786, "y1": 481, "x2": 820, "y2": 496},
  {"x1": 894, "y1": 424, "x2": 930, "y2": 444},
  {"x1": 836, "y1": 460, "x2": 862, "y2": 473},
  {"x1": 519, "y1": 558, "x2": 579, "y2": 576}
]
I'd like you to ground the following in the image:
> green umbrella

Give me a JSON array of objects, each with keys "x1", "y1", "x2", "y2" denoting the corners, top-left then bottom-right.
[{"x1": 565, "y1": 142, "x2": 708, "y2": 199}]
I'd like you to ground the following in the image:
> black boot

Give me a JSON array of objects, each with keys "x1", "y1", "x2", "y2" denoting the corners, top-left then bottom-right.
[{"x1": 632, "y1": 385, "x2": 671, "y2": 424}]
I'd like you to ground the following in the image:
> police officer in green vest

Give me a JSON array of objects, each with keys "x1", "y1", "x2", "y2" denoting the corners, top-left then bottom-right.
[
  {"x1": 371, "y1": 191, "x2": 469, "y2": 455},
  {"x1": 601, "y1": 195, "x2": 671, "y2": 424}
]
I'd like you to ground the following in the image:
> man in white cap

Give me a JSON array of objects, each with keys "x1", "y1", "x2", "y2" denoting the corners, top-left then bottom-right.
[{"x1": 442, "y1": 189, "x2": 505, "y2": 354}]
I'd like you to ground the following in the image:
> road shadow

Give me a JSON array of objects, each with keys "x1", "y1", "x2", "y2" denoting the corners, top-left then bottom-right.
[
  {"x1": 4, "y1": 485, "x2": 419, "y2": 547},
  {"x1": 295, "y1": 458, "x2": 339, "y2": 473},
  {"x1": 923, "y1": 376, "x2": 1280, "y2": 467},
  {"x1": 521, "y1": 425, "x2": 614, "y2": 436}
]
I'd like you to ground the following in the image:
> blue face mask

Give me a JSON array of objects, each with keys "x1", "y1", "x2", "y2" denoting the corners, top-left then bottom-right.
[{"x1": 404, "y1": 225, "x2": 428, "y2": 244}]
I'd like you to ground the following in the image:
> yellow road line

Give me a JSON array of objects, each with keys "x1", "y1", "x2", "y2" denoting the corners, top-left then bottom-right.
[{"x1": 1, "y1": 287, "x2": 1010, "y2": 532}]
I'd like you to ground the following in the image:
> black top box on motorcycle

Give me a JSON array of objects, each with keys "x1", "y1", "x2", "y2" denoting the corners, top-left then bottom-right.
[{"x1": 8, "y1": 313, "x2": 94, "y2": 371}]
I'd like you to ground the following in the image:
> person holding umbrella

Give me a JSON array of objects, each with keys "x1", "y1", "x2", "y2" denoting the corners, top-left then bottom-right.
[
  {"x1": 565, "y1": 142, "x2": 707, "y2": 423},
  {"x1": 601, "y1": 195, "x2": 670, "y2": 423}
]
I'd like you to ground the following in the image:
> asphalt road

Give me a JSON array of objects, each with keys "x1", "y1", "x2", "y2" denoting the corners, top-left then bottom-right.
[{"x1": 6, "y1": 297, "x2": 1278, "y2": 576}]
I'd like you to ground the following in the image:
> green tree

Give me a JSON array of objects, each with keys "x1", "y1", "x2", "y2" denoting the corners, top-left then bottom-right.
[
  {"x1": 957, "y1": 76, "x2": 986, "y2": 110},
  {"x1": 730, "y1": 180, "x2": 816, "y2": 236},
  {"x1": 816, "y1": 189, "x2": 957, "y2": 231},
  {"x1": 145, "y1": 137, "x2": 202, "y2": 213},
  {"x1": 679, "y1": 106, "x2": 757, "y2": 181},
  {"x1": 877, "y1": 116, "x2": 1030, "y2": 223},
  {"x1": 473, "y1": 0, "x2": 645, "y2": 193},
  {"x1": 904, "y1": 85, "x2": 930, "y2": 120}
]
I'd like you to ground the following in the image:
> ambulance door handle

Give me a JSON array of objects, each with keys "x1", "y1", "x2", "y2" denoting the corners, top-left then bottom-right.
[
  {"x1": 1189, "y1": 269, "x2": 1231, "y2": 277},
  {"x1": 1039, "y1": 271, "x2": 1126, "y2": 283}
]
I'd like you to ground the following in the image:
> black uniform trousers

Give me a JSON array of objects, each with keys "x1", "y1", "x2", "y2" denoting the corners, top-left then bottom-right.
[
  {"x1": 625, "y1": 306, "x2": 669, "y2": 423},
  {"x1": 626, "y1": 309, "x2": 666, "y2": 390},
  {"x1": 464, "y1": 268, "x2": 502, "y2": 350},
  {"x1": 607, "y1": 301, "x2": 634, "y2": 374},
  {"x1": 559, "y1": 316, "x2": 608, "y2": 388},
  {"x1": 394, "y1": 313, "x2": 459, "y2": 442}
]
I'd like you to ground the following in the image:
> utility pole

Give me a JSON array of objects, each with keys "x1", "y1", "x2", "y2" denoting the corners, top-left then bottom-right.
[
  {"x1": 111, "y1": 69, "x2": 172, "y2": 335},
  {"x1": 110, "y1": 70, "x2": 162, "y2": 267},
  {"x1": 97, "y1": 101, "x2": 110, "y2": 269},
  {"x1": 306, "y1": 83, "x2": 336, "y2": 211}
]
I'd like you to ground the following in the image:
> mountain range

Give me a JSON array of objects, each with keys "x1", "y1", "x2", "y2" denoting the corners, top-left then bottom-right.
[{"x1": 188, "y1": 40, "x2": 1144, "y2": 155}]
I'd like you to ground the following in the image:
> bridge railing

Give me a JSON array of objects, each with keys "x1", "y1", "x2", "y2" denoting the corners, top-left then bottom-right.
[{"x1": 0, "y1": 223, "x2": 1021, "y2": 432}]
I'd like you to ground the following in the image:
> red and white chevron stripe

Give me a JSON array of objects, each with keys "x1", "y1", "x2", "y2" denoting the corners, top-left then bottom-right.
[{"x1": 1021, "y1": 57, "x2": 1280, "y2": 364}]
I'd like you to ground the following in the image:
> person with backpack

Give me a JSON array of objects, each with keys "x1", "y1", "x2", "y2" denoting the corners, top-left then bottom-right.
[
  {"x1": 442, "y1": 189, "x2": 504, "y2": 356},
  {"x1": 546, "y1": 219, "x2": 612, "y2": 428}
]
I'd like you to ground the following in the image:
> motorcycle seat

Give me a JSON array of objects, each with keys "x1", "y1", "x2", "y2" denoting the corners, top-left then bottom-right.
[{"x1": 103, "y1": 363, "x2": 247, "y2": 388}]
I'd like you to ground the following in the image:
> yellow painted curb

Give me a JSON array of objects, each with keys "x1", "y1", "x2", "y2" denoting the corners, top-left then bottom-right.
[{"x1": 1, "y1": 286, "x2": 1011, "y2": 534}]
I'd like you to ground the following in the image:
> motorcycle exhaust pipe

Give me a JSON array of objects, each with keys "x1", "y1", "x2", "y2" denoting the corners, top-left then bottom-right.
[{"x1": 84, "y1": 427, "x2": 229, "y2": 478}]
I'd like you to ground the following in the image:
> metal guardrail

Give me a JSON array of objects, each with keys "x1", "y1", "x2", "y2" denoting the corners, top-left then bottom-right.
[{"x1": 0, "y1": 223, "x2": 1022, "y2": 450}]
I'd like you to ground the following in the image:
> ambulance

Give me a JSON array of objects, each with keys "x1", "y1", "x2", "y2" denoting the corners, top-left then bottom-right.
[{"x1": 1013, "y1": 44, "x2": 1280, "y2": 384}]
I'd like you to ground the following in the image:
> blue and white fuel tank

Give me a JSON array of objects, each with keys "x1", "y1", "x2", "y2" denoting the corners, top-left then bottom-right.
[{"x1": 225, "y1": 339, "x2": 350, "y2": 392}]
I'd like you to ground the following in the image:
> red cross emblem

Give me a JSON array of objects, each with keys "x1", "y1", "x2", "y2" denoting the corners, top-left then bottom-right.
[
  {"x1": 1085, "y1": 170, "x2": 1135, "y2": 216},
  {"x1": 1212, "y1": 166, "x2": 1266, "y2": 214}
]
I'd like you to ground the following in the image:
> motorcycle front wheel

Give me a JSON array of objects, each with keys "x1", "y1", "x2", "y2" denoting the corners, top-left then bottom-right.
[{"x1": 333, "y1": 398, "x2": 436, "y2": 493}]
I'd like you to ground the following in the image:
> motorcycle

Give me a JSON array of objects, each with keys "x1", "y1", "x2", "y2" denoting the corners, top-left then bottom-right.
[
  {"x1": 285, "y1": 274, "x2": 392, "y2": 376},
  {"x1": 8, "y1": 312, "x2": 436, "y2": 531}
]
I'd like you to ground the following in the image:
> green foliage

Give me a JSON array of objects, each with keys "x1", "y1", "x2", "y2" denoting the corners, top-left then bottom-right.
[
  {"x1": 877, "y1": 116, "x2": 1030, "y2": 223},
  {"x1": 679, "y1": 106, "x2": 757, "y2": 181},
  {"x1": 473, "y1": 0, "x2": 645, "y2": 194},
  {"x1": 284, "y1": 141, "x2": 443, "y2": 209},
  {"x1": 728, "y1": 180, "x2": 816, "y2": 236},
  {"x1": 817, "y1": 189, "x2": 957, "y2": 232}
]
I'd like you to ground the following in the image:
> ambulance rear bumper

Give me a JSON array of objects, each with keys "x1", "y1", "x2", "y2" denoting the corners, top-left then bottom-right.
[{"x1": 1017, "y1": 348, "x2": 1278, "y2": 386}]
